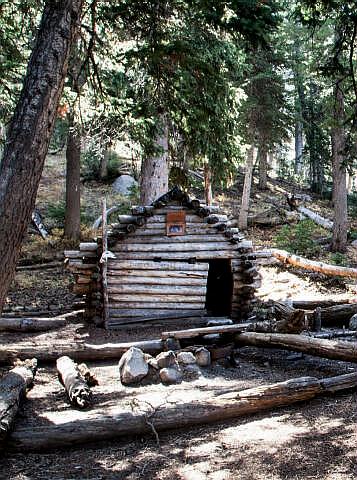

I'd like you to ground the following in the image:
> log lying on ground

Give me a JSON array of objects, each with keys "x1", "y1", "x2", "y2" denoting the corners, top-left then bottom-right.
[
  {"x1": 235, "y1": 332, "x2": 357, "y2": 363},
  {"x1": 161, "y1": 312, "x2": 305, "y2": 341},
  {"x1": 297, "y1": 206, "x2": 333, "y2": 230},
  {"x1": 0, "y1": 359, "x2": 37, "y2": 444},
  {"x1": 315, "y1": 304, "x2": 357, "y2": 326},
  {"x1": 272, "y1": 249, "x2": 357, "y2": 278},
  {"x1": 8, "y1": 372, "x2": 356, "y2": 451},
  {"x1": 291, "y1": 299, "x2": 354, "y2": 310},
  {"x1": 0, "y1": 310, "x2": 84, "y2": 332},
  {"x1": 0, "y1": 338, "x2": 164, "y2": 365},
  {"x1": 57, "y1": 356, "x2": 92, "y2": 408}
]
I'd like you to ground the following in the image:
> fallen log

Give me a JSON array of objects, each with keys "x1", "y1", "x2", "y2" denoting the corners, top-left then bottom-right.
[
  {"x1": 235, "y1": 332, "x2": 357, "y2": 363},
  {"x1": 8, "y1": 373, "x2": 356, "y2": 451},
  {"x1": 297, "y1": 206, "x2": 333, "y2": 230},
  {"x1": 57, "y1": 356, "x2": 92, "y2": 408},
  {"x1": 315, "y1": 304, "x2": 357, "y2": 326},
  {"x1": 0, "y1": 310, "x2": 84, "y2": 332},
  {"x1": 272, "y1": 249, "x2": 357, "y2": 278},
  {"x1": 0, "y1": 338, "x2": 164, "y2": 364},
  {"x1": 0, "y1": 359, "x2": 37, "y2": 444},
  {"x1": 161, "y1": 312, "x2": 305, "y2": 341},
  {"x1": 291, "y1": 299, "x2": 354, "y2": 310}
]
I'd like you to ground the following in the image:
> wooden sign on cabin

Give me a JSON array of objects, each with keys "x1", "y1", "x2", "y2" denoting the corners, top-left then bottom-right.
[{"x1": 166, "y1": 211, "x2": 186, "y2": 236}]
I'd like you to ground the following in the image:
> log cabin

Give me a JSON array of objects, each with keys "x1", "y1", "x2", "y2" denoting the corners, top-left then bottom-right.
[{"x1": 65, "y1": 187, "x2": 261, "y2": 329}]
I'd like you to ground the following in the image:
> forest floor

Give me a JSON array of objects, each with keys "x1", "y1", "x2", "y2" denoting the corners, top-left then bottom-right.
[{"x1": 0, "y1": 155, "x2": 356, "y2": 479}]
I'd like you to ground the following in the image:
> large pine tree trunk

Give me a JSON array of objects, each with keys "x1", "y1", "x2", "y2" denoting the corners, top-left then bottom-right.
[
  {"x1": 331, "y1": 83, "x2": 347, "y2": 252},
  {"x1": 204, "y1": 163, "x2": 213, "y2": 206},
  {"x1": 64, "y1": 114, "x2": 81, "y2": 240},
  {"x1": 0, "y1": 0, "x2": 83, "y2": 313},
  {"x1": 258, "y1": 144, "x2": 268, "y2": 190},
  {"x1": 294, "y1": 120, "x2": 304, "y2": 174},
  {"x1": 238, "y1": 146, "x2": 255, "y2": 230},
  {"x1": 140, "y1": 115, "x2": 169, "y2": 205}
]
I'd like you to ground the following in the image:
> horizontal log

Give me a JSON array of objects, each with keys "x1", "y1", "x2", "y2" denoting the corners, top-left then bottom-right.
[
  {"x1": 107, "y1": 276, "x2": 207, "y2": 287},
  {"x1": 108, "y1": 308, "x2": 207, "y2": 319},
  {"x1": 109, "y1": 302, "x2": 204, "y2": 310},
  {"x1": 297, "y1": 206, "x2": 333, "y2": 230},
  {"x1": 107, "y1": 260, "x2": 209, "y2": 271},
  {"x1": 79, "y1": 243, "x2": 98, "y2": 252},
  {"x1": 235, "y1": 332, "x2": 357, "y2": 363},
  {"x1": 107, "y1": 284, "x2": 206, "y2": 295},
  {"x1": 292, "y1": 299, "x2": 354, "y2": 309},
  {"x1": 272, "y1": 249, "x2": 357, "y2": 278},
  {"x1": 107, "y1": 269, "x2": 207, "y2": 285},
  {"x1": 162, "y1": 323, "x2": 251, "y2": 340},
  {"x1": 117, "y1": 215, "x2": 145, "y2": 226},
  {"x1": 109, "y1": 251, "x2": 240, "y2": 261},
  {"x1": 111, "y1": 242, "x2": 236, "y2": 253},
  {"x1": 0, "y1": 339, "x2": 164, "y2": 364},
  {"x1": 108, "y1": 293, "x2": 206, "y2": 303},
  {"x1": 9, "y1": 373, "x2": 356, "y2": 451},
  {"x1": 0, "y1": 317, "x2": 67, "y2": 332},
  {"x1": 0, "y1": 359, "x2": 37, "y2": 443},
  {"x1": 16, "y1": 261, "x2": 63, "y2": 271},
  {"x1": 119, "y1": 234, "x2": 229, "y2": 244}
]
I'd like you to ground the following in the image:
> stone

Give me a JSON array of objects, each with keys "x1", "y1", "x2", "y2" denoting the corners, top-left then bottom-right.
[
  {"x1": 195, "y1": 347, "x2": 211, "y2": 367},
  {"x1": 159, "y1": 366, "x2": 182, "y2": 384},
  {"x1": 182, "y1": 363, "x2": 201, "y2": 379},
  {"x1": 156, "y1": 351, "x2": 177, "y2": 369},
  {"x1": 118, "y1": 347, "x2": 148, "y2": 385},
  {"x1": 112, "y1": 175, "x2": 138, "y2": 196},
  {"x1": 349, "y1": 313, "x2": 357, "y2": 330},
  {"x1": 177, "y1": 351, "x2": 196, "y2": 365},
  {"x1": 207, "y1": 318, "x2": 233, "y2": 327},
  {"x1": 351, "y1": 239, "x2": 357, "y2": 249}
]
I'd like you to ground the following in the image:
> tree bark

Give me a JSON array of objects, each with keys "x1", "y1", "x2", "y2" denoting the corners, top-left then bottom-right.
[
  {"x1": 8, "y1": 373, "x2": 356, "y2": 451},
  {"x1": 204, "y1": 163, "x2": 213, "y2": 206},
  {"x1": 331, "y1": 82, "x2": 348, "y2": 252},
  {"x1": 0, "y1": 0, "x2": 83, "y2": 313},
  {"x1": 100, "y1": 148, "x2": 109, "y2": 180},
  {"x1": 140, "y1": 115, "x2": 169, "y2": 205},
  {"x1": 258, "y1": 145, "x2": 268, "y2": 190},
  {"x1": 64, "y1": 113, "x2": 81, "y2": 240},
  {"x1": 238, "y1": 146, "x2": 254, "y2": 230},
  {"x1": 294, "y1": 120, "x2": 304, "y2": 174},
  {"x1": 0, "y1": 359, "x2": 37, "y2": 444},
  {"x1": 57, "y1": 356, "x2": 92, "y2": 408},
  {"x1": 235, "y1": 332, "x2": 357, "y2": 363}
]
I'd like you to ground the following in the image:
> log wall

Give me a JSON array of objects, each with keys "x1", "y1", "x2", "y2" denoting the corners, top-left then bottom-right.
[{"x1": 64, "y1": 188, "x2": 260, "y2": 328}]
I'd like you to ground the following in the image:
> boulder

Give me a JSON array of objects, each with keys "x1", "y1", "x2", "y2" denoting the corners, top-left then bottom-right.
[
  {"x1": 156, "y1": 351, "x2": 177, "y2": 369},
  {"x1": 159, "y1": 366, "x2": 182, "y2": 384},
  {"x1": 351, "y1": 239, "x2": 357, "y2": 249},
  {"x1": 182, "y1": 363, "x2": 201, "y2": 379},
  {"x1": 177, "y1": 351, "x2": 196, "y2": 365},
  {"x1": 118, "y1": 347, "x2": 148, "y2": 385},
  {"x1": 195, "y1": 347, "x2": 211, "y2": 367},
  {"x1": 112, "y1": 175, "x2": 138, "y2": 196},
  {"x1": 349, "y1": 313, "x2": 357, "y2": 330}
]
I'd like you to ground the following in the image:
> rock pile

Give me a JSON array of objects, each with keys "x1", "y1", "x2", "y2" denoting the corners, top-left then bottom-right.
[{"x1": 118, "y1": 346, "x2": 211, "y2": 386}]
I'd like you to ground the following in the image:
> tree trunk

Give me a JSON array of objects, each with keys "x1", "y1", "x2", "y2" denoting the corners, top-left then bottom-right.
[
  {"x1": 235, "y1": 332, "x2": 357, "y2": 363},
  {"x1": 140, "y1": 115, "x2": 169, "y2": 205},
  {"x1": 100, "y1": 148, "x2": 109, "y2": 180},
  {"x1": 258, "y1": 145, "x2": 268, "y2": 190},
  {"x1": 331, "y1": 83, "x2": 348, "y2": 252},
  {"x1": 294, "y1": 120, "x2": 304, "y2": 174},
  {"x1": 57, "y1": 356, "x2": 92, "y2": 408},
  {"x1": 8, "y1": 373, "x2": 356, "y2": 451},
  {"x1": 0, "y1": 359, "x2": 37, "y2": 443},
  {"x1": 238, "y1": 146, "x2": 254, "y2": 230},
  {"x1": 64, "y1": 114, "x2": 81, "y2": 240},
  {"x1": 0, "y1": 0, "x2": 83, "y2": 313},
  {"x1": 204, "y1": 163, "x2": 213, "y2": 206}
]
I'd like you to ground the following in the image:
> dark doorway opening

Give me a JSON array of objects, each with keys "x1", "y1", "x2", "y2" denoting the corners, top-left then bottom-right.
[{"x1": 205, "y1": 259, "x2": 233, "y2": 316}]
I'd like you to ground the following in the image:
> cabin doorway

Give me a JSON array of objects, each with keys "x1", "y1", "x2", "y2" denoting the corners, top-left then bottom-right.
[{"x1": 205, "y1": 259, "x2": 233, "y2": 316}]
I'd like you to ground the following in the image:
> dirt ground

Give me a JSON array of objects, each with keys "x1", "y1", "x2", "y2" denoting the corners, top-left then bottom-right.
[{"x1": 1, "y1": 264, "x2": 356, "y2": 480}]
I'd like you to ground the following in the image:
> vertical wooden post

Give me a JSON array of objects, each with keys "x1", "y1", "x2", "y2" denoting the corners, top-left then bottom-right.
[{"x1": 102, "y1": 198, "x2": 109, "y2": 327}]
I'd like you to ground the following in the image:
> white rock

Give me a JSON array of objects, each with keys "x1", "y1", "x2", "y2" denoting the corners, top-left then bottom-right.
[
  {"x1": 118, "y1": 347, "x2": 148, "y2": 385},
  {"x1": 349, "y1": 313, "x2": 357, "y2": 330},
  {"x1": 112, "y1": 175, "x2": 138, "y2": 196},
  {"x1": 159, "y1": 366, "x2": 182, "y2": 384},
  {"x1": 195, "y1": 347, "x2": 211, "y2": 367},
  {"x1": 156, "y1": 351, "x2": 177, "y2": 369},
  {"x1": 177, "y1": 351, "x2": 196, "y2": 365},
  {"x1": 351, "y1": 239, "x2": 357, "y2": 249}
]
